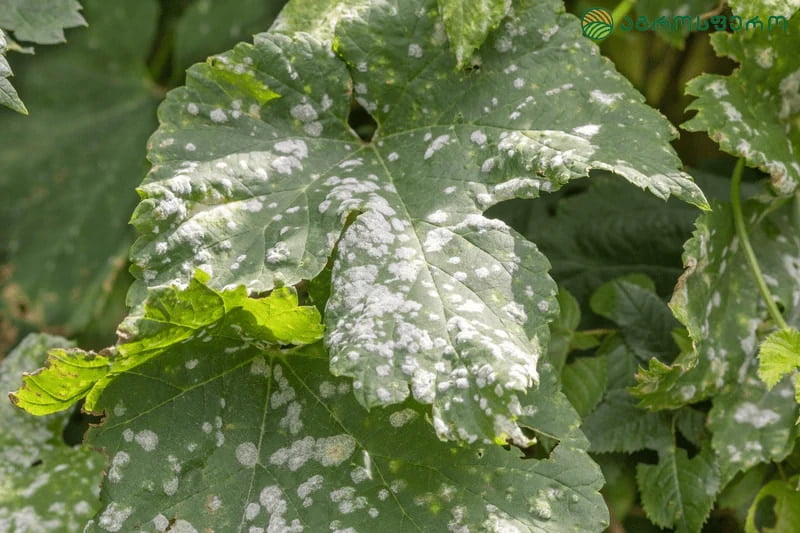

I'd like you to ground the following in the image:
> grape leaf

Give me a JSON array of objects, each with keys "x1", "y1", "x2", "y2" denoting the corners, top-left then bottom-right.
[
  {"x1": 637, "y1": 446, "x2": 720, "y2": 533},
  {"x1": 0, "y1": 0, "x2": 86, "y2": 113},
  {"x1": 10, "y1": 273, "x2": 323, "y2": 416},
  {"x1": 132, "y1": 0, "x2": 706, "y2": 446},
  {"x1": 0, "y1": 333, "x2": 103, "y2": 532},
  {"x1": 79, "y1": 312, "x2": 608, "y2": 531},
  {"x1": 0, "y1": 0, "x2": 160, "y2": 336},
  {"x1": 589, "y1": 275, "x2": 679, "y2": 361},
  {"x1": 708, "y1": 373, "x2": 798, "y2": 483},
  {"x1": 757, "y1": 327, "x2": 800, "y2": 395},
  {"x1": 683, "y1": 9, "x2": 800, "y2": 192},
  {"x1": 634, "y1": 196, "x2": 800, "y2": 408},
  {"x1": 0, "y1": 0, "x2": 85, "y2": 45},
  {"x1": 0, "y1": 30, "x2": 25, "y2": 114}
]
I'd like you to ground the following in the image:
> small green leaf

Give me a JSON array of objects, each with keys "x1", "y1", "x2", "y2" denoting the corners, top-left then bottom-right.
[
  {"x1": 637, "y1": 446, "x2": 720, "y2": 533},
  {"x1": 757, "y1": 327, "x2": 800, "y2": 389},
  {"x1": 10, "y1": 273, "x2": 324, "y2": 416},
  {"x1": 10, "y1": 348, "x2": 111, "y2": 416},
  {"x1": 0, "y1": 30, "x2": 26, "y2": 114},
  {"x1": 590, "y1": 275, "x2": 679, "y2": 361},
  {"x1": 1, "y1": 333, "x2": 103, "y2": 531},
  {"x1": 0, "y1": 0, "x2": 85, "y2": 45},
  {"x1": 437, "y1": 0, "x2": 511, "y2": 67}
]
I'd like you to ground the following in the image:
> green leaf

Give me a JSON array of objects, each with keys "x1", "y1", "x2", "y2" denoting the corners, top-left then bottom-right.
[
  {"x1": 133, "y1": 0, "x2": 706, "y2": 445},
  {"x1": 745, "y1": 476, "x2": 800, "y2": 533},
  {"x1": 757, "y1": 327, "x2": 800, "y2": 389},
  {"x1": 10, "y1": 348, "x2": 111, "y2": 416},
  {"x1": 684, "y1": 11, "x2": 800, "y2": 192},
  {"x1": 640, "y1": 196, "x2": 800, "y2": 407},
  {"x1": 0, "y1": 333, "x2": 103, "y2": 531},
  {"x1": 582, "y1": 389, "x2": 672, "y2": 453},
  {"x1": 80, "y1": 331, "x2": 608, "y2": 531},
  {"x1": 0, "y1": 30, "x2": 26, "y2": 114},
  {"x1": 0, "y1": 0, "x2": 85, "y2": 44},
  {"x1": 437, "y1": 0, "x2": 511, "y2": 67},
  {"x1": 0, "y1": 0, "x2": 160, "y2": 334},
  {"x1": 590, "y1": 275, "x2": 679, "y2": 361},
  {"x1": 561, "y1": 354, "x2": 607, "y2": 417},
  {"x1": 10, "y1": 273, "x2": 324, "y2": 415},
  {"x1": 708, "y1": 372, "x2": 798, "y2": 483},
  {"x1": 636, "y1": 445, "x2": 721, "y2": 533}
]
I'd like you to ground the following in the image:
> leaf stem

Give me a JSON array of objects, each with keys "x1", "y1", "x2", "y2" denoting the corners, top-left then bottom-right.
[
  {"x1": 730, "y1": 158, "x2": 788, "y2": 329},
  {"x1": 612, "y1": 0, "x2": 637, "y2": 22}
]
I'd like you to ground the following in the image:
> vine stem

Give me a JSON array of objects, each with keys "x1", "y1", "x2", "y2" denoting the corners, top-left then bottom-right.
[
  {"x1": 730, "y1": 158, "x2": 789, "y2": 329},
  {"x1": 612, "y1": 0, "x2": 636, "y2": 22}
]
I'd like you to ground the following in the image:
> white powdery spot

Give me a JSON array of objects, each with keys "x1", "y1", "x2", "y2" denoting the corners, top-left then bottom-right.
[
  {"x1": 513, "y1": 78, "x2": 524, "y2": 89},
  {"x1": 470, "y1": 130, "x2": 487, "y2": 146},
  {"x1": 426, "y1": 210, "x2": 448, "y2": 224},
  {"x1": 185, "y1": 143, "x2": 196, "y2": 152},
  {"x1": 186, "y1": 103, "x2": 199, "y2": 115},
  {"x1": 97, "y1": 502, "x2": 132, "y2": 532},
  {"x1": 424, "y1": 134, "x2": 450, "y2": 160},
  {"x1": 721, "y1": 101, "x2": 742, "y2": 122},
  {"x1": 779, "y1": 68, "x2": 800, "y2": 122},
  {"x1": 135, "y1": 430, "x2": 159, "y2": 452},
  {"x1": 210, "y1": 108, "x2": 228, "y2": 123},
  {"x1": 153, "y1": 514, "x2": 169, "y2": 532},
  {"x1": 707, "y1": 79, "x2": 729, "y2": 98},
  {"x1": 316, "y1": 435, "x2": 357, "y2": 467},
  {"x1": 275, "y1": 139, "x2": 309, "y2": 159},
  {"x1": 389, "y1": 408, "x2": 419, "y2": 428},
  {"x1": 757, "y1": 47, "x2": 775, "y2": 68},
  {"x1": 185, "y1": 359, "x2": 199, "y2": 369},
  {"x1": 236, "y1": 442, "x2": 259, "y2": 468},
  {"x1": 423, "y1": 228, "x2": 453, "y2": 252},
  {"x1": 572, "y1": 124, "x2": 600, "y2": 138},
  {"x1": 163, "y1": 476, "x2": 179, "y2": 496},
  {"x1": 408, "y1": 43, "x2": 423, "y2": 58},
  {"x1": 589, "y1": 90, "x2": 623, "y2": 106},
  {"x1": 291, "y1": 103, "x2": 318, "y2": 122},
  {"x1": 733, "y1": 402, "x2": 781, "y2": 428}
]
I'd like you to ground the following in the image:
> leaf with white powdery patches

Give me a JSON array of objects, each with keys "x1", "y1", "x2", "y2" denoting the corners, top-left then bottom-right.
[
  {"x1": 81, "y1": 339, "x2": 607, "y2": 532},
  {"x1": 683, "y1": 9, "x2": 800, "y2": 193},
  {"x1": 634, "y1": 197, "x2": 800, "y2": 408},
  {"x1": 437, "y1": 0, "x2": 511, "y2": 67},
  {"x1": 0, "y1": 334, "x2": 103, "y2": 532},
  {"x1": 132, "y1": 0, "x2": 707, "y2": 446}
]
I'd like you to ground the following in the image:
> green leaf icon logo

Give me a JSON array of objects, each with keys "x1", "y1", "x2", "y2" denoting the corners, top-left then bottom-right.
[{"x1": 582, "y1": 7, "x2": 614, "y2": 41}]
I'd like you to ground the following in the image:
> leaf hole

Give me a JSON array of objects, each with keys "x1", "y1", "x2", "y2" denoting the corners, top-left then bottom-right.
[
  {"x1": 347, "y1": 99, "x2": 377, "y2": 142},
  {"x1": 62, "y1": 401, "x2": 103, "y2": 446}
]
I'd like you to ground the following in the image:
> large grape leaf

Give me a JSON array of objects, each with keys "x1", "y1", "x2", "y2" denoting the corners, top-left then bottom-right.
[
  {"x1": 0, "y1": 0, "x2": 159, "y2": 338},
  {"x1": 0, "y1": 0, "x2": 86, "y2": 113},
  {"x1": 0, "y1": 333, "x2": 103, "y2": 531},
  {"x1": 683, "y1": 7, "x2": 800, "y2": 192},
  {"x1": 636, "y1": 446, "x2": 720, "y2": 533},
  {"x1": 634, "y1": 196, "x2": 800, "y2": 408},
  {"x1": 80, "y1": 324, "x2": 607, "y2": 532},
  {"x1": 132, "y1": 0, "x2": 706, "y2": 446}
]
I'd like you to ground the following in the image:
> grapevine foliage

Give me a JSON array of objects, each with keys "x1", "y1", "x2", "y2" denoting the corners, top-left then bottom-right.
[{"x1": 2, "y1": 0, "x2": 800, "y2": 532}]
